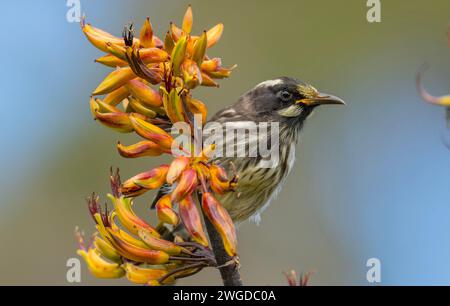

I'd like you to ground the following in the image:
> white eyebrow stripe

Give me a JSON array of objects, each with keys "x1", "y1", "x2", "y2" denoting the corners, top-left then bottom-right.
[
  {"x1": 219, "y1": 109, "x2": 236, "y2": 116},
  {"x1": 255, "y1": 79, "x2": 284, "y2": 88}
]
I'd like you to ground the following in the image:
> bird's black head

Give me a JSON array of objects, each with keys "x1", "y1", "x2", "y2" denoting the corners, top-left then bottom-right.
[{"x1": 232, "y1": 77, "x2": 345, "y2": 125}]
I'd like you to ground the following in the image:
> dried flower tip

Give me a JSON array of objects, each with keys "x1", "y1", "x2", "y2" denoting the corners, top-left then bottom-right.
[
  {"x1": 123, "y1": 23, "x2": 135, "y2": 47},
  {"x1": 125, "y1": 47, "x2": 163, "y2": 85},
  {"x1": 109, "y1": 167, "x2": 122, "y2": 198},
  {"x1": 284, "y1": 270, "x2": 316, "y2": 286}
]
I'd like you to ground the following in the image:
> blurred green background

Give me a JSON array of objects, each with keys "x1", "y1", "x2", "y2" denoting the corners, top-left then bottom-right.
[{"x1": 1, "y1": 0, "x2": 450, "y2": 285}]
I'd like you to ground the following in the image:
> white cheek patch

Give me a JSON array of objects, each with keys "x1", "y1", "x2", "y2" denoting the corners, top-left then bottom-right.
[
  {"x1": 255, "y1": 79, "x2": 284, "y2": 88},
  {"x1": 277, "y1": 105, "x2": 303, "y2": 117}
]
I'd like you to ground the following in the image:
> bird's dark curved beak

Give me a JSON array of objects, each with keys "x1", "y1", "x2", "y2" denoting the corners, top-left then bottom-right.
[{"x1": 297, "y1": 93, "x2": 346, "y2": 107}]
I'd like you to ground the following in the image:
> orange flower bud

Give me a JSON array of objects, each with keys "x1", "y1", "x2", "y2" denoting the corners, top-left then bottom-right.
[
  {"x1": 182, "y1": 5, "x2": 193, "y2": 34},
  {"x1": 117, "y1": 140, "x2": 165, "y2": 158},
  {"x1": 209, "y1": 164, "x2": 236, "y2": 194},
  {"x1": 171, "y1": 35, "x2": 188, "y2": 76},
  {"x1": 111, "y1": 196, "x2": 160, "y2": 237},
  {"x1": 206, "y1": 23, "x2": 224, "y2": 48},
  {"x1": 129, "y1": 114, "x2": 174, "y2": 150},
  {"x1": 181, "y1": 59, "x2": 203, "y2": 89},
  {"x1": 81, "y1": 20, "x2": 128, "y2": 53},
  {"x1": 155, "y1": 194, "x2": 179, "y2": 225},
  {"x1": 95, "y1": 213, "x2": 168, "y2": 264},
  {"x1": 120, "y1": 174, "x2": 148, "y2": 197},
  {"x1": 186, "y1": 35, "x2": 198, "y2": 56},
  {"x1": 93, "y1": 67, "x2": 135, "y2": 96},
  {"x1": 123, "y1": 263, "x2": 167, "y2": 285},
  {"x1": 126, "y1": 79, "x2": 163, "y2": 107},
  {"x1": 138, "y1": 228, "x2": 183, "y2": 255},
  {"x1": 167, "y1": 156, "x2": 190, "y2": 184},
  {"x1": 93, "y1": 109, "x2": 134, "y2": 133},
  {"x1": 107, "y1": 230, "x2": 170, "y2": 264},
  {"x1": 107, "y1": 43, "x2": 168, "y2": 64},
  {"x1": 95, "y1": 54, "x2": 128, "y2": 67},
  {"x1": 171, "y1": 168, "x2": 198, "y2": 203},
  {"x1": 185, "y1": 97, "x2": 208, "y2": 125},
  {"x1": 170, "y1": 22, "x2": 183, "y2": 42},
  {"x1": 139, "y1": 17, "x2": 154, "y2": 48},
  {"x1": 152, "y1": 36, "x2": 164, "y2": 48},
  {"x1": 77, "y1": 247, "x2": 125, "y2": 279},
  {"x1": 192, "y1": 31, "x2": 207, "y2": 66},
  {"x1": 201, "y1": 192, "x2": 237, "y2": 256},
  {"x1": 120, "y1": 165, "x2": 169, "y2": 196},
  {"x1": 104, "y1": 86, "x2": 130, "y2": 106},
  {"x1": 128, "y1": 96, "x2": 157, "y2": 118},
  {"x1": 207, "y1": 66, "x2": 234, "y2": 79},
  {"x1": 139, "y1": 48, "x2": 169, "y2": 64},
  {"x1": 109, "y1": 213, "x2": 153, "y2": 247},
  {"x1": 95, "y1": 98, "x2": 121, "y2": 113},
  {"x1": 193, "y1": 163, "x2": 210, "y2": 184},
  {"x1": 162, "y1": 87, "x2": 186, "y2": 123},
  {"x1": 134, "y1": 164, "x2": 169, "y2": 189},
  {"x1": 179, "y1": 195, "x2": 208, "y2": 246},
  {"x1": 93, "y1": 236, "x2": 121, "y2": 263},
  {"x1": 200, "y1": 58, "x2": 221, "y2": 72},
  {"x1": 89, "y1": 96, "x2": 99, "y2": 118},
  {"x1": 105, "y1": 42, "x2": 127, "y2": 60},
  {"x1": 200, "y1": 72, "x2": 219, "y2": 87},
  {"x1": 164, "y1": 31, "x2": 175, "y2": 54}
]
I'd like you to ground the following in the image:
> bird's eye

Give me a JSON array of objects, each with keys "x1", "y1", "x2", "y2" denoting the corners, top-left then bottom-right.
[{"x1": 279, "y1": 90, "x2": 292, "y2": 102}]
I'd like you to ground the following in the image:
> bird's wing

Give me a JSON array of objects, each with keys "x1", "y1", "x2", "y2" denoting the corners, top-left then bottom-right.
[{"x1": 209, "y1": 105, "x2": 249, "y2": 123}]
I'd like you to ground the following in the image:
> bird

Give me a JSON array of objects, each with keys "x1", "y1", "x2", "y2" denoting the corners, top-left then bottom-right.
[{"x1": 152, "y1": 76, "x2": 345, "y2": 228}]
